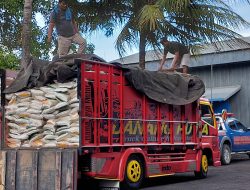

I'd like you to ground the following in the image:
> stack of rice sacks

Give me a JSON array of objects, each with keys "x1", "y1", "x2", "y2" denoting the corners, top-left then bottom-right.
[{"x1": 5, "y1": 80, "x2": 79, "y2": 148}]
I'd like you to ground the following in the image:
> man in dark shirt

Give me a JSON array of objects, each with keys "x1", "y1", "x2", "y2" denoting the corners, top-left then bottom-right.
[
  {"x1": 159, "y1": 37, "x2": 190, "y2": 74},
  {"x1": 47, "y1": 0, "x2": 86, "y2": 58}
]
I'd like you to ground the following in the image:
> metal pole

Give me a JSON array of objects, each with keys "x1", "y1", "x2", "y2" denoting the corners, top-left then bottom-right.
[{"x1": 211, "y1": 64, "x2": 213, "y2": 102}]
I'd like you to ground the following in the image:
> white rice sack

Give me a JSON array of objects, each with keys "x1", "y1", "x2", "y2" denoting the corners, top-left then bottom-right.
[
  {"x1": 56, "y1": 126, "x2": 70, "y2": 132},
  {"x1": 10, "y1": 128, "x2": 27, "y2": 134},
  {"x1": 9, "y1": 133, "x2": 29, "y2": 140},
  {"x1": 27, "y1": 109, "x2": 42, "y2": 114},
  {"x1": 6, "y1": 94, "x2": 14, "y2": 100},
  {"x1": 15, "y1": 107, "x2": 28, "y2": 114},
  {"x1": 43, "y1": 130, "x2": 54, "y2": 135},
  {"x1": 46, "y1": 119, "x2": 56, "y2": 126},
  {"x1": 21, "y1": 97, "x2": 32, "y2": 102},
  {"x1": 21, "y1": 143, "x2": 31, "y2": 148},
  {"x1": 17, "y1": 127, "x2": 28, "y2": 134},
  {"x1": 69, "y1": 90, "x2": 77, "y2": 99},
  {"x1": 54, "y1": 88, "x2": 68, "y2": 93},
  {"x1": 70, "y1": 107, "x2": 79, "y2": 114},
  {"x1": 54, "y1": 102, "x2": 68, "y2": 110},
  {"x1": 56, "y1": 129, "x2": 70, "y2": 136},
  {"x1": 9, "y1": 129, "x2": 19, "y2": 135},
  {"x1": 69, "y1": 97, "x2": 79, "y2": 104},
  {"x1": 56, "y1": 120, "x2": 70, "y2": 127},
  {"x1": 7, "y1": 142, "x2": 21, "y2": 148},
  {"x1": 42, "y1": 107, "x2": 56, "y2": 114},
  {"x1": 69, "y1": 103, "x2": 79, "y2": 109},
  {"x1": 40, "y1": 86, "x2": 55, "y2": 93},
  {"x1": 7, "y1": 137, "x2": 21, "y2": 144},
  {"x1": 56, "y1": 141, "x2": 69, "y2": 148},
  {"x1": 27, "y1": 129, "x2": 40, "y2": 136},
  {"x1": 29, "y1": 114, "x2": 43, "y2": 120},
  {"x1": 31, "y1": 89, "x2": 45, "y2": 96},
  {"x1": 70, "y1": 123, "x2": 79, "y2": 128},
  {"x1": 18, "y1": 112, "x2": 30, "y2": 118},
  {"x1": 42, "y1": 99, "x2": 58, "y2": 109},
  {"x1": 30, "y1": 102, "x2": 43, "y2": 110},
  {"x1": 5, "y1": 104, "x2": 18, "y2": 112},
  {"x1": 48, "y1": 83, "x2": 59, "y2": 88},
  {"x1": 56, "y1": 110, "x2": 70, "y2": 118},
  {"x1": 29, "y1": 119, "x2": 44, "y2": 127},
  {"x1": 30, "y1": 139, "x2": 43, "y2": 147},
  {"x1": 68, "y1": 137, "x2": 79, "y2": 143},
  {"x1": 43, "y1": 142, "x2": 57, "y2": 147},
  {"x1": 29, "y1": 134, "x2": 43, "y2": 143},
  {"x1": 45, "y1": 93, "x2": 57, "y2": 100},
  {"x1": 5, "y1": 115, "x2": 17, "y2": 122},
  {"x1": 8, "y1": 122, "x2": 21, "y2": 130},
  {"x1": 56, "y1": 133, "x2": 71, "y2": 141},
  {"x1": 15, "y1": 91, "x2": 31, "y2": 98},
  {"x1": 55, "y1": 92, "x2": 69, "y2": 102},
  {"x1": 16, "y1": 102, "x2": 30, "y2": 107},
  {"x1": 43, "y1": 124, "x2": 56, "y2": 132},
  {"x1": 43, "y1": 114, "x2": 56, "y2": 120},
  {"x1": 15, "y1": 118, "x2": 29, "y2": 124},
  {"x1": 68, "y1": 143, "x2": 79, "y2": 147},
  {"x1": 8, "y1": 96, "x2": 17, "y2": 105},
  {"x1": 33, "y1": 95, "x2": 47, "y2": 101},
  {"x1": 70, "y1": 113, "x2": 79, "y2": 123},
  {"x1": 57, "y1": 81, "x2": 76, "y2": 89},
  {"x1": 43, "y1": 135, "x2": 57, "y2": 140},
  {"x1": 69, "y1": 127, "x2": 79, "y2": 135}
]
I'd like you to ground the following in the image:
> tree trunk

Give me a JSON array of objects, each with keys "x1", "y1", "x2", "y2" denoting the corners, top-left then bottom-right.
[
  {"x1": 21, "y1": 0, "x2": 33, "y2": 69},
  {"x1": 139, "y1": 32, "x2": 146, "y2": 69}
]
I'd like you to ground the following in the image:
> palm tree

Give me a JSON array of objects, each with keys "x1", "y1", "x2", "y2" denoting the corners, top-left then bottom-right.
[
  {"x1": 21, "y1": 0, "x2": 33, "y2": 69},
  {"x1": 76, "y1": 0, "x2": 250, "y2": 69}
]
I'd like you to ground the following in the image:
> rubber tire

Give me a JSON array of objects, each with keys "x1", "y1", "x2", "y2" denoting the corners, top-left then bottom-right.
[
  {"x1": 221, "y1": 144, "x2": 231, "y2": 165},
  {"x1": 195, "y1": 154, "x2": 208, "y2": 179},
  {"x1": 121, "y1": 155, "x2": 144, "y2": 190}
]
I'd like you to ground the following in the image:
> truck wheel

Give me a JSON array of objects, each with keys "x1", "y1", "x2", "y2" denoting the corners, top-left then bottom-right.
[
  {"x1": 195, "y1": 154, "x2": 208, "y2": 178},
  {"x1": 221, "y1": 144, "x2": 231, "y2": 165},
  {"x1": 121, "y1": 155, "x2": 144, "y2": 190}
]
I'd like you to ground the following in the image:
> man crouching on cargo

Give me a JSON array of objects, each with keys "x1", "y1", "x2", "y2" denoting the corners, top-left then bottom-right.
[
  {"x1": 159, "y1": 37, "x2": 190, "y2": 74},
  {"x1": 47, "y1": 0, "x2": 86, "y2": 58}
]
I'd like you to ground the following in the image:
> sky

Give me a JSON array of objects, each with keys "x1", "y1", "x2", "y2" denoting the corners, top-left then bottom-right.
[{"x1": 88, "y1": 2, "x2": 250, "y2": 62}]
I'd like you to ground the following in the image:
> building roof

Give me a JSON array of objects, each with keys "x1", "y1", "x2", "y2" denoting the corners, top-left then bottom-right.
[
  {"x1": 203, "y1": 85, "x2": 241, "y2": 102},
  {"x1": 112, "y1": 37, "x2": 250, "y2": 67}
]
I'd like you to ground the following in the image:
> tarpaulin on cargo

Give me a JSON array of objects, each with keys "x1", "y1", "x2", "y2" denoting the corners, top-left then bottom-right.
[
  {"x1": 4, "y1": 54, "x2": 105, "y2": 94},
  {"x1": 124, "y1": 68, "x2": 205, "y2": 105}
]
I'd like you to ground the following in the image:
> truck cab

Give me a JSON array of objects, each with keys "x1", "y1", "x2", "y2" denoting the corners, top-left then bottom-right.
[{"x1": 199, "y1": 98, "x2": 221, "y2": 167}]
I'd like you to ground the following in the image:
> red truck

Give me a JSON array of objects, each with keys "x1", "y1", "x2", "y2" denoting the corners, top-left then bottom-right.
[{"x1": 0, "y1": 60, "x2": 220, "y2": 190}]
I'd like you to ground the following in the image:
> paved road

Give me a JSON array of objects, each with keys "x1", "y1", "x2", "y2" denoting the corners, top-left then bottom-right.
[
  {"x1": 141, "y1": 154, "x2": 250, "y2": 190},
  {"x1": 81, "y1": 154, "x2": 250, "y2": 190}
]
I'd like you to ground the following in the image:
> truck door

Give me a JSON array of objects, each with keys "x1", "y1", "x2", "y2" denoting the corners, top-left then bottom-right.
[
  {"x1": 234, "y1": 120, "x2": 250, "y2": 151},
  {"x1": 227, "y1": 120, "x2": 243, "y2": 152}
]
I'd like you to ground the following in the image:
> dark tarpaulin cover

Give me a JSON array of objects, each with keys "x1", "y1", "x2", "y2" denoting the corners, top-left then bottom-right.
[
  {"x1": 5, "y1": 55, "x2": 204, "y2": 105},
  {"x1": 124, "y1": 68, "x2": 205, "y2": 105},
  {"x1": 4, "y1": 54, "x2": 106, "y2": 94}
]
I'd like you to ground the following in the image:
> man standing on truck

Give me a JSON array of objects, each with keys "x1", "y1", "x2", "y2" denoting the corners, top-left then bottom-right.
[
  {"x1": 47, "y1": 0, "x2": 86, "y2": 58},
  {"x1": 159, "y1": 37, "x2": 190, "y2": 74}
]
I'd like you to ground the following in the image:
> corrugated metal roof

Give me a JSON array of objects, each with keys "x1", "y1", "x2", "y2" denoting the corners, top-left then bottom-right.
[
  {"x1": 112, "y1": 37, "x2": 250, "y2": 65},
  {"x1": 203, "y1": 85, "x2": 241, "y2": 101}
]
